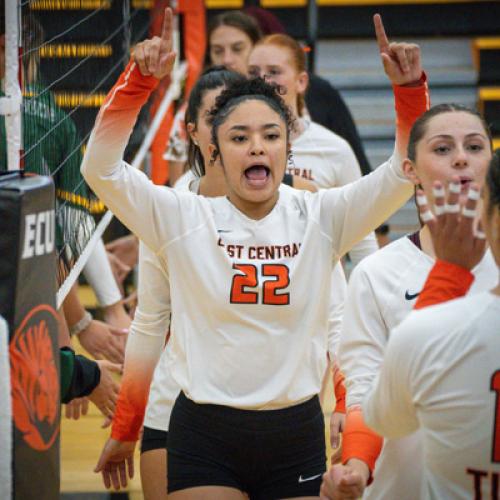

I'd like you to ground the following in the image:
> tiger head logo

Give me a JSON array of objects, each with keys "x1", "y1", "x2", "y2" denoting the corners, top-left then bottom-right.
[{"x1": 10, "y1": 304, "x2": 60, "y2": 451}]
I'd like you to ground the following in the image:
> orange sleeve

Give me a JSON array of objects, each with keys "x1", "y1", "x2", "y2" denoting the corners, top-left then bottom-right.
[
  {"x1": 415, "y1": 259, "x2": 474, "y2": 310},
  {"x1": 393, "y1": 72, "x2": 430, "y2": 155},
  {"x1": 333, "y1": 362, "x2": 346, "y2": 414},
  {"x1": 342, "y1": 406, "x2": 383, "y2": 479},
  {"x1": 92, "y1": 61, "x2": 161, "y2": 442}
]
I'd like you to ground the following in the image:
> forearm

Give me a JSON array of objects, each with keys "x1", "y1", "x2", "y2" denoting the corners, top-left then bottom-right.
[
  {"x1": 394, "y1": 74, "x2": 430, "y2": 159},
  {"x1": 62, "y1": 283, "x2": 87, "y2": 328},
  {"x1": 342, "y1": 407, "x2": 383, "y2": 477},
  {"x1": 81, "y1": 62, "x2": 169, "y2": 251},
  {"x1": 61, "y1": 347, "x2": 101, "y2": 404},
  {"x1": 84, "y1": 238, "x2": 122, "y2": 307},
  {"x1": 111, "y1": 321, "x2": 165, "y2": 441}
]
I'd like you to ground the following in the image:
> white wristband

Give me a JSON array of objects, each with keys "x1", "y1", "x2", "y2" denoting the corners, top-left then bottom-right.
[{"x1": 69, "y1": 311, "x2": 93, "y2": 337}]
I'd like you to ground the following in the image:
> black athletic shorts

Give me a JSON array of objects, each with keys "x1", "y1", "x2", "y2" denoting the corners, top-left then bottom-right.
[
  {"x1": 167, "y1": 392, "x2": 326, "y2": 498},
  {"x1": 140, "y1": 426, "x2": 168, "y2": 454}
]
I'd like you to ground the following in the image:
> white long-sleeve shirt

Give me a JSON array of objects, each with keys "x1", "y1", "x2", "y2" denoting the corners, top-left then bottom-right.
[
  {"x1": 81, "y1": 61, "x2": 424, "y2": 440},
  {"x1": 339, "y1": 236, "x2": 497, "y2": 500},
  {"x1": 364, "y1": 292, "x2": 500, "y2": 500}
]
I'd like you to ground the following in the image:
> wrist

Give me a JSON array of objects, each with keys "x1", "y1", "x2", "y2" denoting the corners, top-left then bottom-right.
[
  {"x1": 346, "y1": 458, "x2": 370, "y2": 484},
  {"x1": 69, "y1": 311, "x2": 93, "y2": 337}
]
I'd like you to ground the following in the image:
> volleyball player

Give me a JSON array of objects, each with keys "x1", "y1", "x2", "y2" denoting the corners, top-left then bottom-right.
[
  {"x1": 142, "y1": 67, "x2": 336, "y2": 499},
  {"x1": 84, "y1": 8, "x2": 427, "y2": 497},
  {"x1": 359, "y1": 152, "x2": 500, "y2": 499},
  {"x1": 333, "y1": 105, "x2": 497, "y2": 499}
]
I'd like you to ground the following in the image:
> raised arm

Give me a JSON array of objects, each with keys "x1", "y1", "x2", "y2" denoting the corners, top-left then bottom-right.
[
  {"x1": 81, "y1": 9, "x2": 180, "y2": 252},
  {"x1": 321, "y1": 15, "x2": 429, "y2": 259}
]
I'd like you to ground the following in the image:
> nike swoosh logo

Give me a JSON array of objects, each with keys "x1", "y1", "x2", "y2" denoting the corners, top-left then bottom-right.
[
  {"x1": 217, "y1": 229, "x2": 232, "y2": 233},
  {"x1": 298, "y1": 473, "x2": 322, "y2": 483},
  {"x1": 405, "y1": 290, "x2": 421, "y2": 300}
]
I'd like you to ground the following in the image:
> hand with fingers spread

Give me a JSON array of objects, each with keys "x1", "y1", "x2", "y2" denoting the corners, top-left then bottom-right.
[
  {"x1": 374, "y1": 14, "x2": 422, "y2": 86},
  {"x1": 77, "y1": 319, "x2": 128, "y2": 365},
  {"x1": 65, "y1": 397, "x2": 89, "y2": 420},
  {"x1": 88, "y1": 360, "x2": 122, "y2": 421},
  {"x1": 133, "y1": 7, "x2": 176, "y2": 79},
  {"x1": 95, "y1": 438, "x2": 136, "y2": 490},
  {"x1": 416, "y1": 177, "x2": 487, "y2": 270}
]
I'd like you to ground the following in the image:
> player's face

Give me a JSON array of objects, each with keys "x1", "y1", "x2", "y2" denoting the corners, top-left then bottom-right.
[
  {"x1": 248, "y1": 45, "x2": 308, "y2": 118},
  {"x1": 214, "y1": 99, "x2": 288, "y2": 217},
  {"x1": 408, "y1": 111, "x2": 491, "y2": 205},
  {"x1": 210, "y1": 26, "x2": 254, "y2": 76},
  {"x1": 188, "y1": 87, "x2": 221, "y2": 167}
]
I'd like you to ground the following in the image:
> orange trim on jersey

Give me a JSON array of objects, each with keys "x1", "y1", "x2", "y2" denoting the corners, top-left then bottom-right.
[
  {"x1": 415, "y1": 259, "x2": 474, "y2": 310},
  {"x1": 342, "y1": 406, "x2": 383, "y2": 479},
  {"x1": 111, "y1": 366, "x2": 152, "y2": 442},
  {"x1": 95, "y1": 61, "x2": 160, "y2": 442},
  {"x1": 393, "y1": 72, "x2": 430, "y2": 154},
  {"x1": 333, "y1": 362, "x2": 346, "y2": 414}
]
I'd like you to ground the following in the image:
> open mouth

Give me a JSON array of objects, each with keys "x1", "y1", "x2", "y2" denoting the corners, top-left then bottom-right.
[
  {"x1": 244, "y1": 165, "x2": 271, "y2": 187},
  {"x1": 459, "y1": 177, "x2": 472, "y2": 193}
]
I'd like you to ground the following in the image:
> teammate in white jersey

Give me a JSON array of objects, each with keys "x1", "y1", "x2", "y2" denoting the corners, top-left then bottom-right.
[
  {"x1": 85, "y1": 9, "x2": 427, "y2": 498},
  {"x1": 139, "y1": 67, "x2": 247, "y2": 500},
  {"x1": 247, "y1": 33, "x2": 378, "y2": 265},
  {"x1": 359, "y1": 151, "x2": 500, "y2": 500},
  {"x1": 140, "y1": 66, "x2": 322, "y2": 500},
  {"x1": 329, "y1": 104, "x2": 496, "y2": 500}
]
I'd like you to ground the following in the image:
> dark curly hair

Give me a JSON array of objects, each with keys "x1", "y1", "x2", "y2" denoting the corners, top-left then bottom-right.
[
  {"x1": 486, "y1": 149, "x2": 500, "y2": 214},
  {"x1": 407, "y1": 103, "x2": 492, "y2": 162},
  {"x1": 207, "y1": 77, "x2": 295, "y2": 163},
  {"x1": 185, "y1": 65, "x2": 246, "y2": 177}
]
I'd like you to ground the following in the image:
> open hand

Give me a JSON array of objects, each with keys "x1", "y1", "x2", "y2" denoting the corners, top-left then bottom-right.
[
  {"x1": 416, "y1": 177, "x2": 486, "y2": 270},
  {"x1": 78, "y1": 320, "x2": 128, "y2": 364},
  {"x1": 95, "y1": 437, "x2": 136, "y2": 490},
  {"x1": 374, "y1": 14, "x2": 422, "y2": 86},
  {"x1": 88, "y1": 360, "x2": 122, "y2": 420},
  {"x1": 133, "y1": 7, "x2": 176, "y2": 79}
]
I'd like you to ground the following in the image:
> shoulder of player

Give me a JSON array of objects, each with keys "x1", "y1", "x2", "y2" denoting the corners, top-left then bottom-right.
[
  {"x1": 350, "y1": 237, "x2": 424, "y2": 283},
  {"x1": 393, "y1": 292, "x2": 494, "y2": 349}
]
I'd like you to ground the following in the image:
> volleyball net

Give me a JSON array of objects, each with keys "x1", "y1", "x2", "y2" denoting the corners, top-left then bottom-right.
[{"x1": 2, "y1": 1, "x2": 196, "y2": 306}]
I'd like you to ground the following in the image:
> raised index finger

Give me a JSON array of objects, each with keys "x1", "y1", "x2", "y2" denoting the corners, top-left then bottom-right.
[
  {"x1": 373, "y1": 14, "x2": 390, "y2": 54},
  {"x1": 160, "y1": 7, "x2": 173, "y2": 47}
]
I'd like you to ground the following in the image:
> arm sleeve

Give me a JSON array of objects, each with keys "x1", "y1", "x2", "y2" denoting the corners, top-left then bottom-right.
[
  {"x1": 81, "y1": 61, "x2": 193, "y2": 253},
  {"x1": 363, "y1": 323, "x2": 420, "y2": 440},
  {"x1": 111, "y1": 242, "x2": 171, "y2": 442},
  {"x1": 83, "y1": 237, "x2": 122, "y2": 307},
  {"x1": 338, "y1": 265, "x2": 389, "y2": 408},
  {"x1": 327, "y1": 262, "x2": 346, "y2": 361},
  {"x1": 415, "y1": 259, "x2": 474, "y2": 310},
  {"x1": 320, "y1": 77, "x2": 430, "y2": 257},
  {"x1": 337, "y1": 265, "x2": 387, "y2": 473},
  {"x1": 60, "y1": 347, "x2": 101, "y2": 404}
]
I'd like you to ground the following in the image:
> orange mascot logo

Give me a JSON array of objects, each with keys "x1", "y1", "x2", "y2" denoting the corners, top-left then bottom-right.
[{"x1": 10, "y1": 304, "x2": 59, "y2": 451}]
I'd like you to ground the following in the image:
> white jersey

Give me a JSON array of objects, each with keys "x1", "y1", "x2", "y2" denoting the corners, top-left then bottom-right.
[
  {"x1": 338, "y1": 236, "x2": 497, "y2": 500},
  {"x1": 289, "y1": 119, "x2": 378, "y2": 265},
  {"x1": 364, "y1": 292, "x2": 500, "y2": 500},
  {"x1": 81, "y1": 62, "x2": 417, "y2": 412}
]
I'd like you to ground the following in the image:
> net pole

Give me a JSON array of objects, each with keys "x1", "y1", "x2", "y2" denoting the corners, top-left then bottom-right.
[{"x1": 4, "y1": 0, "x2": 22, "y2": 171}]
